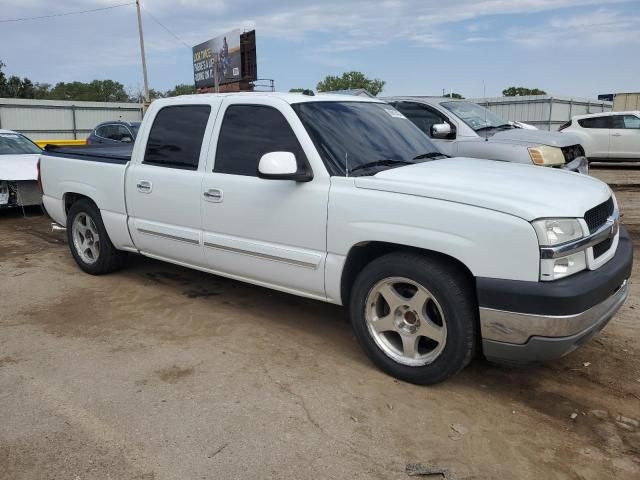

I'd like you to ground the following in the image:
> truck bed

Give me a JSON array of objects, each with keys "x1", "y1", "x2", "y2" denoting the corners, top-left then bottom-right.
[{"x1": 44, "y1": 144, "x2": 133, "y2": 164}]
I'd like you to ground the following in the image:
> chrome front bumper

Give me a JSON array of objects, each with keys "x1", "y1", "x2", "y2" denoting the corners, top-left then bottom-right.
[{"x1": 480, "y1": 280, "x2": 629, "y2": 364}]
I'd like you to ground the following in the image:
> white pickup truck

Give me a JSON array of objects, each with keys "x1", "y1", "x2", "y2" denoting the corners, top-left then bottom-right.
[{"x1": 40, "y1": 93, "x2": 633, "y2": 385}]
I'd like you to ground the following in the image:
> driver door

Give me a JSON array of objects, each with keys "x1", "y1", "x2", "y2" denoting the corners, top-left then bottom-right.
[{"x1": 200, "y1": 98, "x2": 329, "y2": 299}]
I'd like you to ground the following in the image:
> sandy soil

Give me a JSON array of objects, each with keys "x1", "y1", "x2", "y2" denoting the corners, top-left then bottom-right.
[{"x1": 1, "y1": 171, "x2": 639, "y2": 479}]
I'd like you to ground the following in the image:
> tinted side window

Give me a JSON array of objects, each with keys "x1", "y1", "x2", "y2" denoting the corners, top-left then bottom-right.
[
  {"x1": 578, "y1": 117, "x2": 609, "y2": 129},
  {"x1": 144, "y1": 105, "x2": 211, "y2": 170},
  {"x1": 623, "y1": 115, "x2": 640, "y2": 129},
  {"x1": 215, "y1": 105, "x2": 307, "y2": 176},
  {"x1": 96, "y1": 125, "x2": 114, "y2": 138},
  {"x1": 395, "y1": 102, "x2": 448, "y2": 137}
]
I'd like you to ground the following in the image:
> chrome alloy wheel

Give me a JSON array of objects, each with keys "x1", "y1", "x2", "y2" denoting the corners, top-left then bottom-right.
[
  {"x1": 365, "y1": 277, "x2": 447, "y2": 366},
  {"x1": 71, "y1": 213, "x2": 100, "y2": 264}
]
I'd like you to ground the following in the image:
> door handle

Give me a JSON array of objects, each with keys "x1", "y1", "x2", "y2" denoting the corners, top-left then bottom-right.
[
  {"x1": 203, "y1": 188, "x2": 223, "y2": 202},
  {"x1": 136, "y1": 180, "x2": 152, "y2": 193},
  {"x1": 611, "y1": 133, "x2": 622, "y2": 137}
]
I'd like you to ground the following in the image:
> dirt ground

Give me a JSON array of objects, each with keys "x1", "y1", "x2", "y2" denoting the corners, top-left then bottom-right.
[{"x1": 1, "y1": 170, "x2": 639, "y2": 480}]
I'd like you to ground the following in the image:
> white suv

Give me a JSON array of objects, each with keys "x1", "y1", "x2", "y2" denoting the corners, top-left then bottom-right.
[{"x1": 560, "y1": 111, "x2": 640, "y2": 162}]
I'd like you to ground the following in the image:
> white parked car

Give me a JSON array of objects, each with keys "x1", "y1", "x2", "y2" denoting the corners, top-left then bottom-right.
[
  {"x1": 0, "y1": 129, "x2": 42, "y2": 208},
  {"x1": 40, "y1": 93, "x2": 632, "y2": 385},
  {"x1": 559, "y1": 111, "x2": 640, "y2": 162}
]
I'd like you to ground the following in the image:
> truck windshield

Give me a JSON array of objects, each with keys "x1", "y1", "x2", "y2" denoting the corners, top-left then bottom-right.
[
  {"x1": 292, "y1": 101, "x2": 444, "y2": 176},
  {"x1": 0, "y1": 133, "x2": 42, "y2": 155},
  {"x1": 441, "y1": 101, "x2": 511, "y2": 132}
]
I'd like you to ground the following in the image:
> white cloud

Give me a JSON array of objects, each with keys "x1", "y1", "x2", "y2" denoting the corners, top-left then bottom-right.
[{"x1": 509, "y1": 7, "x2": 640, "y2": 47}]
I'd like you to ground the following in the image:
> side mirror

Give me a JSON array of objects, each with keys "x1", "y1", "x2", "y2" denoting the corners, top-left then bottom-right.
[
  {"x1": 431, "y1": 123, "x2": 452, "y2": 139},
  {"x1": 258, "y1": 152, "x2": 313, "y2": 182}
]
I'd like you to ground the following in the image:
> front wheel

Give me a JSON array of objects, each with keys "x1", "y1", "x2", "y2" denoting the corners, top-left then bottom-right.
[
  {"x1": 66, "y1": 199, "x2": 126, "y2": 275},
  {"x1": 349, "y1": 252, "x2": 477, "y2": 385}
]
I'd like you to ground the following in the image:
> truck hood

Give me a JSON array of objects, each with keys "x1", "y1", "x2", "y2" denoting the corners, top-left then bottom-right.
[
  {"x1": 354, "y1": 158, "x2": 610, "y2": 221},
  {"x1": 490, "y1": 128, "x2": 581, "y2": 147},
  {"x1": 0, "y1": 154, "x2": 39, "y2": 180}
]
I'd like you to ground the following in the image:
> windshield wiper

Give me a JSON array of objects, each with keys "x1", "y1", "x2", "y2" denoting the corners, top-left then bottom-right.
[
  {"x1": 412, "y1": 152, "x2": 448, "y2": 160},
  {"x1": 349, "y1": 159, "x2": 414, "y2": 174},
  {"x1": 476, "y1": 123, "x2": 512, "y2": 133}
]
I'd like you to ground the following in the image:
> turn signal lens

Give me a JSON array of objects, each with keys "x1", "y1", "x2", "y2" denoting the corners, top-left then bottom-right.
[{"x1": 528, "y1": 145, "x2": 565, "y2": 166}]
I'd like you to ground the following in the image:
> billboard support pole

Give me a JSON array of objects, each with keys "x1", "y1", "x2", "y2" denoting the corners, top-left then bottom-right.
[{"x1": 136, "y1": 0, "x2": 150, "y2": 104}]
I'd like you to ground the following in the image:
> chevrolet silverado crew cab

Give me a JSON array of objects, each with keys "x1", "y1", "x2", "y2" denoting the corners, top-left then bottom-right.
[
  {"x1": 40, "y1": 93, "x2": 633, "y2": 385},
  {"x1": 384, "y1": 97, "x2": 589, "y2": 174}
]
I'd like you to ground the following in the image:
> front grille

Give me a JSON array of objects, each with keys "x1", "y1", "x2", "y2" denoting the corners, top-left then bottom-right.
[
  {"x1": 584, "y1": 197, "x2": 614, "y2": 233},
  {"x1": 593, "y1": 237, "x2": 613, "y2": 259},
  {"x1": 561, "y1": 144, "x2": 585, "y2": 163}
]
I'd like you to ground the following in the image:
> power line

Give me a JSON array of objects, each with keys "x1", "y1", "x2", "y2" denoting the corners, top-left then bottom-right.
[
  {"x1": 0, "y1": 2, "x2": 135, "y2": 23},
  {"x1": 140, "y1": 4, "x2": 191, "y2": 49}
]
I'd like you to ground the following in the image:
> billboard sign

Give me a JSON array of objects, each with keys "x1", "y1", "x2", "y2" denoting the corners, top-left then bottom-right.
[{"x1": 193, "y1": 29, "x2": 242, "y2": 89}]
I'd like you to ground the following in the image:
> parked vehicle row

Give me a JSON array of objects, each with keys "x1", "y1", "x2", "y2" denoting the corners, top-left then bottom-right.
[
  {"x1": 40, "y1": 93, "x2": 633, "y2": 385},
  {"x1": 559, "y1": 111, "x2": 640, "y2": 162},
  {"x1": 384, "y1": 97, "x2": 588, "y2": 173}
]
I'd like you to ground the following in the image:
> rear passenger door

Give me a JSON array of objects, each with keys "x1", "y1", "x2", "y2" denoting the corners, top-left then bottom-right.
[
  {"x1": 125, "y1": 103, "x2": 216, "y2": 266},
  {"x1": 200, "y1": 98, "x2": 329, "y2": 299},
  {"x1": 609, "y1": 114, "x2": 640, "y2": 159}
]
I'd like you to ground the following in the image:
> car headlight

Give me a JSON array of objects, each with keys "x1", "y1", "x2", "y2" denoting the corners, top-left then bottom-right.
[
  {"x1": 532, "y1": 218, "x2": 583, "y2": 246},
  {"x1": 532, "y1": 218, "x2": 586, "y2": 280},
  {"x1": 528, "y1": 145, "x2": 565, "y2": 166}
]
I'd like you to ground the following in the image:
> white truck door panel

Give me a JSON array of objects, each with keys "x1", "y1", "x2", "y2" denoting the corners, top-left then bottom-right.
[
  {"x1": 125, "y1": 103, "x2": 215, "y2": 266},
  {"x1": 126, "y1": 165, "x2": 204, "y2": 265},
  {"x1": 201, "y1": 100, "x2": 329, "y2": 298}
]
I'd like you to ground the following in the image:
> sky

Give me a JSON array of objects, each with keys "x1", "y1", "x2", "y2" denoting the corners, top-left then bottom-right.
[{"x1": 1, "y1": 0, "x2": 639, "y2": 99}]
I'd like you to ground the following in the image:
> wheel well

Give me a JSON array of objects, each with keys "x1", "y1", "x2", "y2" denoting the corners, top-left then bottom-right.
[
  {"x1": 340, "y1": 241, "x2": 475, "y2": 305},
  {"x1": 64, "y1": 193, "x2": 96, "y2": 215}
]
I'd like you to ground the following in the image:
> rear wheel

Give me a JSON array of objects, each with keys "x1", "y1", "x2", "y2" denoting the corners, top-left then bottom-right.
[
  {"x1": 66, "y1": 199, "x2": 126, "y2": 275},
  {"x1": 349, "y1": 252, "x2": 477, "y2": 385}
]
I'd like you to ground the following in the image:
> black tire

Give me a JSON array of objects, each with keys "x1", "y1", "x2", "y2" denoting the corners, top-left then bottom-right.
[
  {"x1": 349, "y1": 252, "x2": 477, "y2": 385},
  {"x1": 66, "y1": 199, "x2": 126, "y2": 275}
]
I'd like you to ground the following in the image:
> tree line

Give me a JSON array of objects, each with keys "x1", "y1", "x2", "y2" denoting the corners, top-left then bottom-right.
[
  {"x1": 292, "y1": 70, "x2": 546, "y2": 98},
  {"x1": 0, "y1": 60, "x2": 194, "y2": 102}
]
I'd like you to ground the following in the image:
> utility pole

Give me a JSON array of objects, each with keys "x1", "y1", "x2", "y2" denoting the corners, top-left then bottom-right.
[{"x1": 135, "y1": 0, "x2": 150, "y2": 105}]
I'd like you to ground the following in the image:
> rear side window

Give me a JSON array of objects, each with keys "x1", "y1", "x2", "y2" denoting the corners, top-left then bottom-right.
[
  {"x1": 578, "y1": 116, "x2": 609, "y2": 129},
  {"x1": 214, "y1": 105, "x2": 307, "y2": 176},
  {"x1": 622, "y1": 115, "x2": 640, "y2": 129},
  {"x1": 143, "y1": 105, "x2": 211, "y2": 170}
]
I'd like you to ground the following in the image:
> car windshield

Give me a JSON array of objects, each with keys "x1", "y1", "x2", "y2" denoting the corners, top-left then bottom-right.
[
  {"x1": 440, "y1": 101, "x2": 509, "y2": 132},
  {"x1": 0, "y1": 132, "x2": 42, "y2": 155},
  {"x1": 292, "y1": 101, "x2": 443, "y2": 176}
]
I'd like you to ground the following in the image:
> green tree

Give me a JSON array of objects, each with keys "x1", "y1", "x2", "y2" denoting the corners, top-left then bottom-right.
[
  {"x1": 18, "y1": 78, "x2": 35, "y2": 98},
  {"x1": 0, "y1": 60, "x2": 6, "y2": 96},
  {"x1": 48, "y1": 80, "x2": 130, "y2": 102},
  {"x1": 5, "y1": 75, "x2": 22, "y2": 97},
  {"x1": 316, "y1": 71, "x2": 385, "y2": 96},
  {"x1": 33, "y1": 83, "x2": 52, "y2": 99},
  {"x1": 165, "y1": 84, "x2": 196, "y2": 97},
  {"x1": 289, "y1": 88, "x2": 306, "y2": 93},
  {"x1": 445, "y1": 92, "x2": 464, "y2": 99},
  {"x1": 502, "y1": 86, "x2": 546, "y2": 97}
]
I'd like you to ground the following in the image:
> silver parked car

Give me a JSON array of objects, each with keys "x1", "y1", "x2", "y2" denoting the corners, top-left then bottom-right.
[{"x1": 383, "y1": 97, "x2": 588, "y2": 173}]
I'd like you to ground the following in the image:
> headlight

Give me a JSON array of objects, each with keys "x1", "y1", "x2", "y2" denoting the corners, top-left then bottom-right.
[
  {"x1": 528, "y1": 145, "x2": 565, "y2": 166},
  {"x1": 533, "y1": 218, "x2": 586, "y2": 280},
  {"x1": 532, "y1": 218, "x2": 583, "y2": 246}
]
